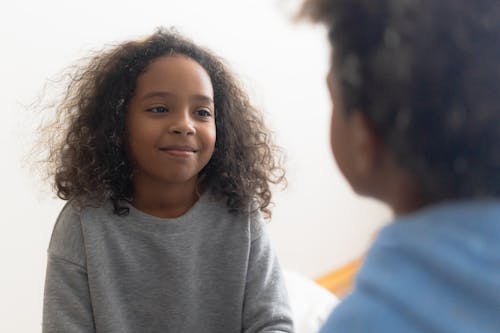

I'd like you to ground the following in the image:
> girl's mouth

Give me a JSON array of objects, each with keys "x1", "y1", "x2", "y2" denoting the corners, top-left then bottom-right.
[{"x1": 159, "y1": 145, "x2": 198, "y2": 157}]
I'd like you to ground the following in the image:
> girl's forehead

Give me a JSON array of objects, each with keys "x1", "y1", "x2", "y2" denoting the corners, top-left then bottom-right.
[
  {"x1": 133, "y1": 55, "x2": 214, "y2": 101},
  {"x1": 144, "y1": 56, "x2": 209, "y2": 79}
]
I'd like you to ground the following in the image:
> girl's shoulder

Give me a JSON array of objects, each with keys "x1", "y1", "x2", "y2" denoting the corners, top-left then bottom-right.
[
  {"x1": 55, "y1": 198, "x2": 114, "y2": 224},
  {"x1": 48, "y1": 199, "x2": 114, "y2": 265},
  {"x1": 47, "y1": 200, "x2": 88, "y2": 267}
]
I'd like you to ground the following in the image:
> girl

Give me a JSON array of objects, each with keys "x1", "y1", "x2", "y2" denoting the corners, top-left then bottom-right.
[{"x1": 42, "y1": 28, "x2": 293, "y2": 332}]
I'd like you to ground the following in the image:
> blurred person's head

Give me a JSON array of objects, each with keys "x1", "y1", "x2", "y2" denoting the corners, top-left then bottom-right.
[{"x1": 300, "y1": 0, "x2": 500, "y2": 214}]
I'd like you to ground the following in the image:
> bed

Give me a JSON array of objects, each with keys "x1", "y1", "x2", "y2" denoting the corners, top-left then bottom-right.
[{"x1": 284, "y1": 259, "x2": 361, "y2": 333}]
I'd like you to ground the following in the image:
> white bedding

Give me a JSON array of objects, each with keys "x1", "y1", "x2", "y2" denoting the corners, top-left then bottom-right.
[{"x1": 283, "y1": 270, "x2": 339, "y2": 333}]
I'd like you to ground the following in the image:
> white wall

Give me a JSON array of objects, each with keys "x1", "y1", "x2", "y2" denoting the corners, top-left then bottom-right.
[{"x1": 0, "y1": 0, "x2": 391, "y2": 331}]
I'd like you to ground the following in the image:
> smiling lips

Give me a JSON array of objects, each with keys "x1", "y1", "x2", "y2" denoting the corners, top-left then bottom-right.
[{"x1": 159, "y1": 145, "x2": 198, "y2": 157}]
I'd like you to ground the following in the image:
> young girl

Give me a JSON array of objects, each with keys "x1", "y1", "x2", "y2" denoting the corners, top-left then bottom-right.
[{"x1": 42, "y1": 28, "x2": 293, "y2": 332}]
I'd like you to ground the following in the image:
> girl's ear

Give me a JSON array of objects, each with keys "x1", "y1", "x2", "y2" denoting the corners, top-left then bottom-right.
[{"x1": 343, "y1": 110, "x2": 426, "y2": 213}]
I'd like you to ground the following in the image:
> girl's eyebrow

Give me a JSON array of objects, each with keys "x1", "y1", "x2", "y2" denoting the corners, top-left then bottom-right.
[
  {"x1": 141, "y1": 91, "x2": 214, "y2": 105},
  {"x1": 192, "y1": 95, "x2": 214, "y2": 106}
]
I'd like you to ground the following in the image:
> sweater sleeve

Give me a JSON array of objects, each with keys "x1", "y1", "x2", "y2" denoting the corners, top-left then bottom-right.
[
  {"x1": 242, "y1": 215, "x2": 295, "y2": 333},
  {"x1": 43, "y1": 203, "x2": 95, "y2": 333}
]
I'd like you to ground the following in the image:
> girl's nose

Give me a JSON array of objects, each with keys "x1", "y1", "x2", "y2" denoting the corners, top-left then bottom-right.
[{"x1": 167, "y1": 113, "x2": 195, "y2": 135}]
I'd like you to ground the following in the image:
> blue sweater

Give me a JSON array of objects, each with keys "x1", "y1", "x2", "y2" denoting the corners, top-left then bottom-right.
[{"x1": 320, "y1": 200, "x2": 500, "y2": 333}]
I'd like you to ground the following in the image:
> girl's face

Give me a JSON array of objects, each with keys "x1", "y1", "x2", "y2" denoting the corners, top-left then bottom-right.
[{"x1": 127, "y1": 55, "x2": 216, "y2": 190}]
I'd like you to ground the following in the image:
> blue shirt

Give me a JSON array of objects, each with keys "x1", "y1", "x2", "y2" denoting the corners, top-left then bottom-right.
[{"x1": 320, "y1": 200, "x2": 500, "y2": 333}]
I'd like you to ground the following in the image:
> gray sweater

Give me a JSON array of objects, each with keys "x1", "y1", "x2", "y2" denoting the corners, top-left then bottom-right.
[{"x1": 43, "y1": 191, "x2": 294, "y2": 332}]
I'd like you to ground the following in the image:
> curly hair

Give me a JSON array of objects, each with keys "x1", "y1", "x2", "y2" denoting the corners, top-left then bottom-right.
[
  {"x1": 41, "y1": 28, "x2": 285, "y2": 217},
  {"x1": 300, "y1": 0, "x2": 500, "y2": 201}
]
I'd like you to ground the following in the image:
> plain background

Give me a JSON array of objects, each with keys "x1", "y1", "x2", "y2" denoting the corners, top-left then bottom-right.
[{"x1": 0, "y1": 0, "x2": 391, "y2": 331}]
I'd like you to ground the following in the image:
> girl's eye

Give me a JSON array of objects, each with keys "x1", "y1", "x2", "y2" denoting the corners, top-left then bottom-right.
[
  {"x1": 195, "y1": 109, "x2": 212, "y2": 118},
  {"x1": 146, "y1": 106, "x2": 169, "y2": 113}
]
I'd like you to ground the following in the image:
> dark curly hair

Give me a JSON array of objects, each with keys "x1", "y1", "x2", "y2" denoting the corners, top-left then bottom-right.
[
  {"x1": 300, "y1": 0, "x2": 500, "y2": 201},
  {"x1": 41, "y1": 28, "x2": 285, "y2": 217}
]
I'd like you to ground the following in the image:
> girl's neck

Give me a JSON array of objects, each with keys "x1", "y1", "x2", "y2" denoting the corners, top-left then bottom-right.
[{"x1": 131, "y1": 176, "x2": 202, "y2": 218}]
